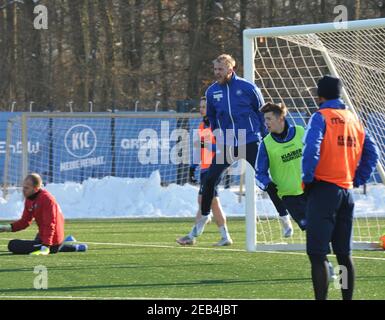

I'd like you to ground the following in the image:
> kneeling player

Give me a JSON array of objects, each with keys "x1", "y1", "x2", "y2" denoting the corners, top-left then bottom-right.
[
  {"x1": 177, "y1": 97, "x2": 232, "y2": 246},
  {"x1": 0, "y1": 173, "x2": 87, "y2": 255}
]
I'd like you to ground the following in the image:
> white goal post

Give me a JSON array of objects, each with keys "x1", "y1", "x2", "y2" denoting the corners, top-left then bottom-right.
[{"x1": 243, "y1": 18, "x2": 385, "y2": 252}]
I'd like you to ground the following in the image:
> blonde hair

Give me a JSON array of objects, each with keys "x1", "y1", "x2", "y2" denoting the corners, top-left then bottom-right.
[
  {"x1": 260, "y1": 102, "x2": 288, "y2": 118},
  {"x1": 213, "y1": 54, "x2": 236, "y2": 69},
  {"x1": 24, "y1": 173, "x2": 43, "y2": 188}
]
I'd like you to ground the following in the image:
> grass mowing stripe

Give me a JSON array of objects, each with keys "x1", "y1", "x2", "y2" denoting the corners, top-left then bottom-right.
[
  {"x1": 1, "y1": 238, "x2": 385, "y2": 261},
  {"x1": 85, "y1": 241, "x2": 385, "y2": 261},
  {"x1": 1, "y1": 218, "x2": 385, "y2": 300}
]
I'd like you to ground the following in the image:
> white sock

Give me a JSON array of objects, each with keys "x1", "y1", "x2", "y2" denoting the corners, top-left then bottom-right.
[
  {"x1": 192, "y1": 215, "x2": 210, "y2": 237},
  {"x1": 219, "y1": 225, "x2": 230, "y2": 239},
  {"x1": 188, "y1": 226, "x2": 197, "y2": 239}
]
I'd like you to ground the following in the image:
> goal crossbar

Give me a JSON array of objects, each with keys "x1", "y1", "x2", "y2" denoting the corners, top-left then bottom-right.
[
  {"x1": 243, "y1": 18, "x2": 385, "y2": 39},
  {"x1": 243, "y1": 19, "x2": 385, "y2": 251}
]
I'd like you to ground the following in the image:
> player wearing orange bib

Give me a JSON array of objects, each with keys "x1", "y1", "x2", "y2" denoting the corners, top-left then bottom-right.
[
  {"x1": 302, "y1": 75, "x2": 379, "y2": 300},
  {"x1": 177, "y1": 97, "x2": 233, "y2": 246}
]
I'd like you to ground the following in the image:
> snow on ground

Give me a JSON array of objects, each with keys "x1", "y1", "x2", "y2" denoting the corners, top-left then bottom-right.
[{"x1": 0, "y1": 171, "x2": 384, "y2": 220}]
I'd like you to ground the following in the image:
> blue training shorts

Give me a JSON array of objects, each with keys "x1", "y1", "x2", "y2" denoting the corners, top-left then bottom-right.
[
  {"x1": 199, "y1": 171, "x2": 218, "y2": 197},
  {"x1": 306, "y1": 181, "x2": 354, "y2": 256}
]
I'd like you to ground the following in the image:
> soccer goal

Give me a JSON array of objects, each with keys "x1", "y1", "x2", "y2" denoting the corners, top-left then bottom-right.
[{"x1": 243, "y1": 18, "x2": 385, "y2": 252}]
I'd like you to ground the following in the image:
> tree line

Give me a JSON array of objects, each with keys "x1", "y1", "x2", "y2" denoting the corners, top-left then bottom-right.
[{"x1": 0, "y1": 0, "x2": 383, "y2": 112}]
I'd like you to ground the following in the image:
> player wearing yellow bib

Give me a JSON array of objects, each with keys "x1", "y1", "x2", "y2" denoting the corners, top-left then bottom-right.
[
  {"x1": 256, "y1": 102, "x2": 337, "y2": 282},
  {"x1": 255, "y1": 102, "x2": 307, "y2": 234}
]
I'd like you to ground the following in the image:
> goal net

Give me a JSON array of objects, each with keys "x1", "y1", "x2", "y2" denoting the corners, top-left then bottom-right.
[{"x1": 243, "y1": 18, "x2": 385, "y2": 251}]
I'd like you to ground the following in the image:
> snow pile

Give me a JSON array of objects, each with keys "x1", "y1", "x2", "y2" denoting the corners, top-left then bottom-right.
[
  {"x1": 0, "y1": 171, "x2": 383, "y2": 220},
  {"x1": 0, "y1": 171, "x2": 245, "y2": 219}
]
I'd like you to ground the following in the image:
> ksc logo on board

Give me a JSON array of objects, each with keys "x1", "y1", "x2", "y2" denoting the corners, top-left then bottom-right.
[{"x1": 64, "y1": 124, "x2": 97, "y2": 158}]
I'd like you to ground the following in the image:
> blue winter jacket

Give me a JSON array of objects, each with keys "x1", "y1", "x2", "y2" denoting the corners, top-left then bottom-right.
[
  {"x1": 205, "y1": 73, "x2": 267, "y2": 146},
  {"x1": 302, "y1": 99, "x2": 379, "y2": 187},
  {"x1": 255, "y1": 120, "x2": 300, "y2": 190}
]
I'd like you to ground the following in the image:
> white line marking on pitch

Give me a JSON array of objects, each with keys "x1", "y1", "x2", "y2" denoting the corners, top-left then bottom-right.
[
  {"x1": 1, "y1": 238, "x2": 384, "y2": 261},
  {"x1": 85, "y1": 241, "x2": 385, "y2": 261}
]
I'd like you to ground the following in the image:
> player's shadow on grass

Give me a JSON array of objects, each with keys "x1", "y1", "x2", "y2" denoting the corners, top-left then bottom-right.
[
  {"x1": 72, "y1": 219, "x2": 195, "y2": 225},
  {"x1": 0, "y1": 252, "x2": 13, "y2": 256},
  {"x1": 3, "y1": 275, "x2": 385, "y2": 294},
  {"x1": 0, "y1": 262, "x2": 220, "y2": 274},
  {"x1": 0, "y1": 277, "x2": 312, "y2": 294},
  {"x1": 89, "y1": 231, "x2": 166, "y2": 235}
]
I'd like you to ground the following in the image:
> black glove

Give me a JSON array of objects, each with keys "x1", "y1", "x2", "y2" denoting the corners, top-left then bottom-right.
[
  {"x1": 265, "y1": 182, "x2": 278, "y2": 194},
  {"x1": 189, "y1": 166, "x2": 197, "y2": 184}
]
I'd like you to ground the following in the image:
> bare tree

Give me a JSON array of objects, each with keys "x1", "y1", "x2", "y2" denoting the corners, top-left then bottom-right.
[
  {"x1": 156, "y1": 0, "x2": 170, "y2": 109},
  {"x1": 239, "y1": 0, "x2": 247, "y2": 47},
  {"x1": 67, "y1": 0, "x2": 87, "y2": 109},
  {"x1": 86, "y1": 0, "x2": 99, "y2": 108},
  {"x1": 119, "y1": 0, "x2": 144, "y2": 105},
  {"x1": 0, "y1": 0, "x2": 383, "y2": 110},
  {"x1": 97, "y1": 0, "x2": 116, "y2": 108},
  {"x1": 186, "y1": 0, "x2": 205, "y2": 99},
  {"x1": 21, "y1": 0, "x2": 46, "y2": 109}
]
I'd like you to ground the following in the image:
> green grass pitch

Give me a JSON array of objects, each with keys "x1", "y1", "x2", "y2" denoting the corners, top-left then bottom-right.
[{"x1": 0, "y1": 218, "x2": 385, "y2": 300}]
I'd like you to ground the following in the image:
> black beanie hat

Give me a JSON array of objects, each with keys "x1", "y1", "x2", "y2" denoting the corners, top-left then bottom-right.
[{"x1": 317, "y1": 75, "x2": 342, "y2": 100}]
